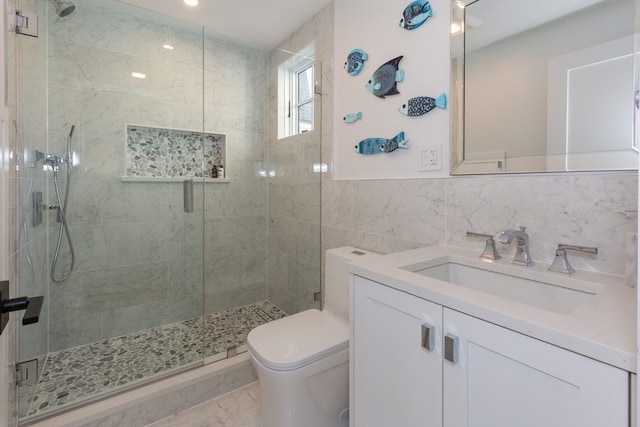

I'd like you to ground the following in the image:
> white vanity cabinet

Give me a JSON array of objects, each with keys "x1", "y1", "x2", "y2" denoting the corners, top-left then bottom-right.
[
  {"x1": 443, "y1": 308, "x2": 628, "y2": 427},
  {"x1": 351, "y1": 276, "x2": 630, "y2": 427},
  {"x1": 351, "y1": 275, "x2": 443, "y2": 427}
]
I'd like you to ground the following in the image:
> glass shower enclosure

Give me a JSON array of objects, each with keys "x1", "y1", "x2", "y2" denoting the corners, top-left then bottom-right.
[{"x1": 14, "y1": 0, "x2": 321, "y2": 421}]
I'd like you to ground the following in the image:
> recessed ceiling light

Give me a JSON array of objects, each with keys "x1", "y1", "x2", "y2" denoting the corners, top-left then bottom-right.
[
  {"x1": 163, "y1": 44, "x2": 174, "y2": 50},
  {"x1": 184, "y1": 0, "x2": 198, "y2": 6},
  {"x1": 131, "y1": 72, "x2": 146, "y2": 79}
]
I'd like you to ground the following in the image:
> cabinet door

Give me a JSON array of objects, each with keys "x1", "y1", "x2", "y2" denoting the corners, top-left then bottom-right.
[
  {"x1": 351, "y1": 277, "x2": 443, "y2": 427},
  {"x1": 443, "y1": 309, "x2": 629, "y2": 427}
]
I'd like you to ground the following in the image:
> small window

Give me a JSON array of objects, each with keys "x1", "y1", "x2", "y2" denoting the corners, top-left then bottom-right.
[{"x1": 278, "y1": 51, "x2": 315, "y2": 139}]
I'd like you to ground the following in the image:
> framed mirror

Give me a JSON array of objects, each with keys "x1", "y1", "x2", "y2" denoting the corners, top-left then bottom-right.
[{"x1": 451, "y1": 0, "x2": 638, "y2": 174}]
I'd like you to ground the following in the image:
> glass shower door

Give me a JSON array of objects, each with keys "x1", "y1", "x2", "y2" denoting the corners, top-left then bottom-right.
[
  {"x1": 15, "y1": 0, "x2": 206, "y2": 420},
  {"x1": 198, "y1": 33, "x2": 323, "y2": 363}
]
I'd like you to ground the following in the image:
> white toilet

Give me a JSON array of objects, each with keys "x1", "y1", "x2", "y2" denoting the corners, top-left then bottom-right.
[{"x1": 247, "y1": 246, "x2": 376, "y2": 427}]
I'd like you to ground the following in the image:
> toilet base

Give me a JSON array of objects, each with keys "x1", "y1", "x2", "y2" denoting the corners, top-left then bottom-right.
[{"x1": 250, "y1": 348, "x2": 349, "y2": 427}]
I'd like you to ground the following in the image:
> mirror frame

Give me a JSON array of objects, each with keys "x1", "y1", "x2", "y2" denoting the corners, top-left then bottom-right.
[{"x1": 450, "y1": 0, "x2": 639, "y2": 175}]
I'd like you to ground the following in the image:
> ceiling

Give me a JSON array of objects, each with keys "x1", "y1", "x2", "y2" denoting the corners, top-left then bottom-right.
[{"x1": 117, "y1": 0, "x2": 332, "y2": 49}]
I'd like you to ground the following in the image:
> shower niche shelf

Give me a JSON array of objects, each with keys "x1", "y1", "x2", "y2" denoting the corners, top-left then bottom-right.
[
  {"x1": 120, "y1": 176, "x2": 231, "y2": 183},
  {"x1": 124, "y1": 125, "x2": 227, "y2": 182}
]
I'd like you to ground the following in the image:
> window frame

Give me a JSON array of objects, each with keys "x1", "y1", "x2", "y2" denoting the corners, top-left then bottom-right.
[{"x1": 278, "y1": 54, "x2": 315, "y2": 139}]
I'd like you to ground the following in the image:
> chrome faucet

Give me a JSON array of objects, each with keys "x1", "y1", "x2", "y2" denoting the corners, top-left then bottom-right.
[
  {"x1": 466, "y1": 231, "x2": 501, "y2": 261},
  {"x1": 497, "y1": 226, "x2": 534, "y2": 266},
  {"x1": 548, "y1": 244, "x2": 598, "y2": 274}
]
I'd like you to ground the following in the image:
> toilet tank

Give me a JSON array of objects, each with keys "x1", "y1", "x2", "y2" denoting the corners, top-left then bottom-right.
[{"x1": 324, "y1": 246, "x2": 378, "y2": 320}]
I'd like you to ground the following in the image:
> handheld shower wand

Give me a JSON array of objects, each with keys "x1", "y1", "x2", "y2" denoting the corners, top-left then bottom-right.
[{"x1": 51, "y1": 125, "x2": 76, "y2": 283}]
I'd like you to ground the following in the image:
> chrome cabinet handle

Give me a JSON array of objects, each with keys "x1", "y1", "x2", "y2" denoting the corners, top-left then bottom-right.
[
  {"x1": 421, "y1": 323, "x2": 435, "y2": 351},
  {"x1": 183, "y1": 179, "x2": 194, "y2": 213},
  {"x1": 444, "y1": 334, "x2": 459, "y2": 363}
]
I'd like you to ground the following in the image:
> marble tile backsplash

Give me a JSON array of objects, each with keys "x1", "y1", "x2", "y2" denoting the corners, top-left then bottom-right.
[
  {"x1": 321, "y1": 173, "x2": 638, "y2": 278},
  {"x1": 445, "y1": 174, "x2": 637, "y2": 275}
]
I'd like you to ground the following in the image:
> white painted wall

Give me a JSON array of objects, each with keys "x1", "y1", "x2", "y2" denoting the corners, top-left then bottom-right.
[{"x1": 333, "y1": 0, "x2": 450, "y2": 180}]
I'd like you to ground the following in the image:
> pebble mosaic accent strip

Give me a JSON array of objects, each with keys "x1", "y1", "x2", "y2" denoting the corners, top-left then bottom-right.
[
  {"x1": 20, "y1": 301, "x2": 286, "y2": 420},
  {"x1": 126, "y1": 125, "x2": 225, "y2": 178}
]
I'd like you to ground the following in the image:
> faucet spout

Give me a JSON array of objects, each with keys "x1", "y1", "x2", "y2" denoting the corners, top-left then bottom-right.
[
  {"x1": 497, "y1": 228, "x2": 526, "y2": 244},
  {"x1": 498, "y1": 226, "x2": 534, "y2": 266}
]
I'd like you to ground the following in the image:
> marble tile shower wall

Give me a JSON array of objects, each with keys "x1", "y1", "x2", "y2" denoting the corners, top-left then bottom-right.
[
  {"x1": 202, "y1": 35, "x2": 269, "y2": 315},
  {"x1": 267, "y1": 129, "x2": 321, "y2": 314},
  {"x1": 36, "y1": 0, "x2": 269, "y2": 352},
  {"x1": 322, "y1": 174, "x2": 638, "y2": 276}
]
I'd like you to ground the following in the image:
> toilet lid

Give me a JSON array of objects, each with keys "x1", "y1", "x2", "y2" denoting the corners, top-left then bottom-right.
[{"x1": 247, "y1": 309, "x2": 349, "y2": 371}]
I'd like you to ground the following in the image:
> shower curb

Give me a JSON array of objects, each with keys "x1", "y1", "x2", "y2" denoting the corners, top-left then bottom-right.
[{"x1": 21, "y1": 353, "x2": 257, "y2": 427}]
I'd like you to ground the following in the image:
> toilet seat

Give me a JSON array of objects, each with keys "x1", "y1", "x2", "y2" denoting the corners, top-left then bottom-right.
[{"x1": 247, "y1": 309, "x2": 348, "y2": 371}]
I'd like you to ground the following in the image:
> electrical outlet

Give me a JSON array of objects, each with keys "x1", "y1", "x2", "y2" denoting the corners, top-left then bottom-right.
[{"x1": 418, "y1": 144, "x2": 442, "y2": 171}]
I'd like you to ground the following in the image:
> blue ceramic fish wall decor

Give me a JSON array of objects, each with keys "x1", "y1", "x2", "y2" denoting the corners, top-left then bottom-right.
[
  {"x1": 344, "y1": 49, "x2": 368, "y2": 76},
  {"x1": 399, "y1": 94, "x2": 446, "y2": 117},
  {"x1": 365, "y1": 56, "x2": 405, "y2": 98},
  {"x1": 343, "y1": 112, "x2": 363, "y2": 123},
  {"x1": 399, "y1": 0, "x2": 433, "y2": 30},
  {"x1": 355, "y1": 132, "x2": 408, "y2": 155}
]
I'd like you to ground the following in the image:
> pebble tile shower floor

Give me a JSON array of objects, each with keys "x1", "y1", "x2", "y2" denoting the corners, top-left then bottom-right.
[{"x1": 21, "y1": 301, "x2": 287, "y2": 419}]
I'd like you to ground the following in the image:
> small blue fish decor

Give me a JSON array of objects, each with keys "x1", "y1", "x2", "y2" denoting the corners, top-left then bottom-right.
[
  {"x1": 344, "y1": 49, "x2": 368, "y2": 76},
  {"x1": 343, "y1": 112, "x2": 363, "y2": 123},
  {"x1": 399, "y1": 0, "x2": 433, "y2": 30},
  {"x1": 365, "y1": 56, "x2": 405, "y2": 98},
  {"x1": 355, "y1": 131, "x2": 408, "y2": 155},
  {"x1": 399, "y1": 94, "x2": 447, "y2": 117}
]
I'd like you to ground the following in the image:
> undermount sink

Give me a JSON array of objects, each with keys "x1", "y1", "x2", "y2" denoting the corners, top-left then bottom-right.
[{"x1": 400, "y1": 256, "x2": 604, "y2": 314}]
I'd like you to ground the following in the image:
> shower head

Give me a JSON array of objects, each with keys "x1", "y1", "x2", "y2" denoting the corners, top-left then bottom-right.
[{"x1": 54, "y1": 0, "x2": 76, "y2": 18}]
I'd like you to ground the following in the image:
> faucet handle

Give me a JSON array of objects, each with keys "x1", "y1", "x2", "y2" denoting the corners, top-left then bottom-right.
[
  {"x1": 466, "y1": 231, "x2": 501, "y2": 261},
  {"x1": 548, "y1": 244, "x2": 598, "y2": 274},
  {"x1": 466, "y1": 231, "x2": 493, "y2": 239},
  {"x1": 557, "y1": 244, "x2": 598, "y2": 255}
]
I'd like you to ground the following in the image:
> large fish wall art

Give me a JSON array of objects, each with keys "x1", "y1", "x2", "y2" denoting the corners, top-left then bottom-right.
[
  {"x1": 399, "y1": 94, "x2": 447, "y2": 117},
  {"x1": 355, "y1": 131, "x2": 408, "y2": 155},
  {"x1": 399, "y1": 0, "x2": 433, "y2": 30},
  {"x1": 365, "y1": 56, "x2": 405, "y2": 98},
  {"x1": 344, "y1": 48, "x2": 369, "y2": 76}
]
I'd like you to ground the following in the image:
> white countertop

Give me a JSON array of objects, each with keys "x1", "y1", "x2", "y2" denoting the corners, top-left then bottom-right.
[{"x1": 347, "y1": 245, "x2": 637, "y2": 373}]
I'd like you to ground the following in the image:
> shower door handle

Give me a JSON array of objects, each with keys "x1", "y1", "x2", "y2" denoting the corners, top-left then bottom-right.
[
  {"x1": 0, "y1": 280, "x2": 44, "y2": 335},
  {"x1": 183, "y1": 180, "x2": 194, "y2": 213}
]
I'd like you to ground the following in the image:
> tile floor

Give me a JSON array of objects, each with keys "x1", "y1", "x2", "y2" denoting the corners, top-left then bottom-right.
[
  {"x1": 147, "y1": 382, "x2": 263, "y2": 427},
  {"x1": 20, "y1": 301, "x2": 285, "y2": 420}
]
